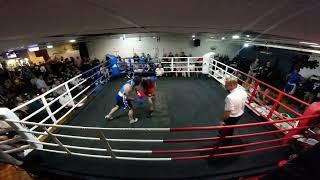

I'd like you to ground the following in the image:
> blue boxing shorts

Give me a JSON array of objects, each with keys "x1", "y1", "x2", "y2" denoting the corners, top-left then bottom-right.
[{"x1": 116, "y1": 95, "x2": 133, "y2": 109}]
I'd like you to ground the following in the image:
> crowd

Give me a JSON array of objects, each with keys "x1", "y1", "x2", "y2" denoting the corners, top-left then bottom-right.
[{"x1": 0, "y1": 56, "x2": 105, "y2": 119}]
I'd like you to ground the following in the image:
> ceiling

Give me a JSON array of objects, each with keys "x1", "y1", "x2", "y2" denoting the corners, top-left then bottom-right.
[{"x1": 1, "y1": 0, "x2": 320, "y2": 51}]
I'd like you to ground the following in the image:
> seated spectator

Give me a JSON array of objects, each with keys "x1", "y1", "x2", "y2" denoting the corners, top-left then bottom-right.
[
  {"x1": 99, "y1": 64, "x2": 109, "y2": 83},
  {"x1": 40, "y1": 64, "x2": 47, "y2": 75},
  {"x1": 51, "y1": 79, "x2": 66, "y2": 97},
  {"x1": 0, "y1": 120, "x2": 23, "y2": 164},
  {"x1": 74, "y1": 56, "x2": 82, "y2": 68},
  {"x1": 35, "y1": 75, "x2": 49, "y2": 93},
  {"x1": 304, "y1": 76, "x2": 320, "y2": 104}
]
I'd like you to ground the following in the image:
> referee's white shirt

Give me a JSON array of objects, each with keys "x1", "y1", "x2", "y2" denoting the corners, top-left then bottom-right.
[{"x1": 224, "y1": 86, "x2": 248, "y2": 117}]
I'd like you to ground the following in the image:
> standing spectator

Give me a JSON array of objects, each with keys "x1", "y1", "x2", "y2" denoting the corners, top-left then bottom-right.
[
  {"x1": 146, "y1": 54, "x2": 152, "y2": 63},
  {"x1": 116, "y1": 55, "x2": 122, "y2": 62},
  {"x1": 258, "y1": 61, "x2": 273, "y2": 84},
  {"x1": 218, "y1": 77, "x2": 248, "y2": 145},
  {"x1": 74, "y1": 56, "x2": 82, "y2": 68},
  {"x1": 133, "y1": 53, "x2": 140, "y2": 63},
  {"x1": 180, "y1": 52, "x2": 187, "y2": 77},
  {"x1": 141, "y1": 53, "x2": 146, "y2": 60},
  {"x1": 35, "y1": 75, "x2": 49, "y2": 93},
  {"x1": 284, "y1": 69, "x2": 300, "y2": 95},
  {"x1": 155, "y1": 64, "x2": 165, "y2": 77},
  {"x1": 248, "y1": 59, "x2": 260, "y2": 77}
]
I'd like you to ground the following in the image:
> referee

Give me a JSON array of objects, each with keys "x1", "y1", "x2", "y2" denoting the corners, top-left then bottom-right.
[{"x1": 219, "y1": 77, "x2": 248, "y2": 145}]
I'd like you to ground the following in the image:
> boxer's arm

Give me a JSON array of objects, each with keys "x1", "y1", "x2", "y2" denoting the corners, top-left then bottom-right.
[{"x1": 124, "y1": 85, "x2": 134, "y2": 100}]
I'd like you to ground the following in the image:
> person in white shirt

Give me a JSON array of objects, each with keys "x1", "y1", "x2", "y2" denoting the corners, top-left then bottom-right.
[
  {"x1": 219, "y1": 77, "x2": 248, "y2": 145},
  {"x1": 155, "y1": 64, "x2": 165, "y2": 77}
]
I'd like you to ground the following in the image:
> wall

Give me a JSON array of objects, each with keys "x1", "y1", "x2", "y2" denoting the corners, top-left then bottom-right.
[
  {"x1": 26, "y1": 44, "x2": 80, "y2": 64},
  {"x1": 87, "y1": 36, "x2": 242, "y2": 60},
  {"x1": 47, "y1": 44, "x2": 80, "y2": 59},
  {"x1": 28, "y1": 51, "x2": 45, "y2": 65}
]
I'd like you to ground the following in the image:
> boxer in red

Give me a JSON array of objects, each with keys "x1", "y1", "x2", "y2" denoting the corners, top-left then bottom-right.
[{"x1": 140, "y1": 76, "x2": 156, "y2": 118}]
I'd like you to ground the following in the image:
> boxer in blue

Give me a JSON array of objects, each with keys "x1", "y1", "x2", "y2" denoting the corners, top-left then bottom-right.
[{"x1": 105, "y1": 76, "x2": 143, "y2": 124}]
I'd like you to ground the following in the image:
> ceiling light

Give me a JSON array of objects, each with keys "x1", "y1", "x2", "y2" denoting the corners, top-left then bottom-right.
[
  {"x1": 119, "y1": 37, "x2": 122, "y2": 40},
  {"x1": 28, "y1": 46, "x2": 39, "y2": 52},
  {"x1": 69, "y1": 39, "x2": 76, "y2": 43},
  {"x1": 243, "y1": 43, "x2": 250, "y2": 47},
  {"x1": 192, "y1": 38, "x2": 195, "y2": 41},
  {"x1": 153, "y1": 36, "x2": 156, "y2": 39},
  {"x1": 221, "y1": 37, "x2": 226, "y2": 40},
  {"x1": 246, "y1": 35, "x2": 250, "y2": 37},
  {"x1": 232, "y1": 35, "x2": 240, "y2": 39},
  {"x1": 299, "y1": 41, "x2": 318, "y2": 45},
  {"x1": 210, "y1": 37, "x2": 214, "y2": 39},
  {"x1": 47, "y1": 45, "x2": 53, "y2": 48},
  {"x1": 192, "y1": 35, "x2": 196, "y2": 38}
]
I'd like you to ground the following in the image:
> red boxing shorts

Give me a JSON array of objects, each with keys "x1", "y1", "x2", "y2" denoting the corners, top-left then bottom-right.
[{"x1": 144, "y1": 88, "x2": 154, "y2": 97}]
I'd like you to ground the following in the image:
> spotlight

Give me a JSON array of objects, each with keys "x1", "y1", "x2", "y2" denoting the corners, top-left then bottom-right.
[{"x1": 69, "y1": 39, "x2": 76, "y2": 43}]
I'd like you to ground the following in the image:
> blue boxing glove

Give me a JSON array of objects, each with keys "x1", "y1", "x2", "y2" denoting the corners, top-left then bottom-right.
[
  {"x1": 133, "y1": 98, "x2": 144, "y2": 104},
  {"x1": 148, "y1": 76, "x2": 157, "y2": 82}
]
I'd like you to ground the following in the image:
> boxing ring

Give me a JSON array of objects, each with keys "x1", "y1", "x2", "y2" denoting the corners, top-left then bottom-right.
[{"x1": 1, "y1": 54, "x2": 319, "y2": 179}]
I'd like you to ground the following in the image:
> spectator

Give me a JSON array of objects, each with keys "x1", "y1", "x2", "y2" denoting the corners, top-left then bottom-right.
[
  {"x1": 179, "y1": 52, "x2": 187, "y2": 77},
  {"x1": 35, "y1": 75, "x2": 49, "y2": 93},
  {"x1": 146, "y1": 54, "x2": 152, "y2": 63},
  {"x1": 141, "y1": 53, "x2": 146, "y2": 59},
  {"x1": 284, "y1": 69, "x2": 300, "y2": 95},
  {"x1": 248, "y1": 59, "x2": 260, "y2": 77},
  {"x1": 133, "y1": 53, "x2": 140, "y2": 63},
  {"x1": 304, "y1": 76, "x2": 320, "y2": 104},
  {"x1": 74, "y1": 56, "x2": 82, "y2": 68},
  {"x1": 155, "y1": 64, "x2": 165, "y2": 77},
  {"x1": 258, "y1": 61, "x2": 273, "y2": 83},
  {"x1": 40, "y1": 64, "x2": 47, "y2": 74},
  {"x1": 51, "y1": 79, "x2": 66, "y2": 97}
]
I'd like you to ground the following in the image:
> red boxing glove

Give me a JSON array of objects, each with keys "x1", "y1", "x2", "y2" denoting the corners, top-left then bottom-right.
[{"x1": 136, "y1": 91, "x2": 145, "y2": 98}]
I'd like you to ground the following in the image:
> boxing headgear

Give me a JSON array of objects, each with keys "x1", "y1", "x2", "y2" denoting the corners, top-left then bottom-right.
[{"x1": 132, "y1": 76, "x2": 142, "y2": 86}]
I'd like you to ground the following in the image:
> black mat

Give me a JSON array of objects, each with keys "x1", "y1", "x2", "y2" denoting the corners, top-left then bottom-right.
[{"x1": 23, "y1": 77, "x2": 289, "y2": 179}]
